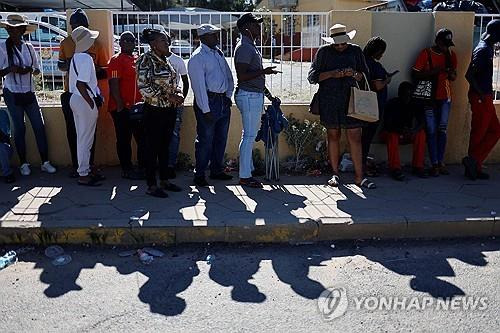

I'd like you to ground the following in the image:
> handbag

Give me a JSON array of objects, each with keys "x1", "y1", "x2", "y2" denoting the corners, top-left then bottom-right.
[
  {"x1": 13, "y1": 45, "x2": 37, "y2": 107},
  {"x1": 347, "y1": 73, "x2": 379, "y2": 123},
  {"x1": 309, "y1": 92, "x2": 320, "y2": 115},
  {"x1": 128, "y1": 74, "x2": 144, "y2": 121},
  {"x1": 412, "y1": 49, "x2": 436, "y2": 105}
]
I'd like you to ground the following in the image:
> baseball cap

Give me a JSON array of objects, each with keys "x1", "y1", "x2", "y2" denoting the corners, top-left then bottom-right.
[
  {"x1": 435, "y1": 28, "x2": 455, "y2": 47},
  {"x1": 482, "y1": 19, "x2": 500, "y2": 42},
  {"x1": 236, "y1": 13, "x2": 263, "y2": 30},
  {"x1": 197, "y1": 24, "x2": 221, "y2": 37}
]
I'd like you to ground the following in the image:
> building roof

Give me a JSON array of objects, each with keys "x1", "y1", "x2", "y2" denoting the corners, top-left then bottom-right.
[{"x1": 0, "y1": 0, "x2": 134, "y2": 10}]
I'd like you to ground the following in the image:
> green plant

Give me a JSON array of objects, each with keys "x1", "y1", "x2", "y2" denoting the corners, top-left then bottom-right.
[
  {"x1": 283, "y1": 115, "x2": 325, "y2": 172},
  {"x1": 176, "y1": 152, "x2": 193, "y2": 171}
]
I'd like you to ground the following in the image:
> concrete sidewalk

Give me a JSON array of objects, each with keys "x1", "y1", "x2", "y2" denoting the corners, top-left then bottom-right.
[{"x1": 0, "y1": 165, "x2": 499, "y2": 245}]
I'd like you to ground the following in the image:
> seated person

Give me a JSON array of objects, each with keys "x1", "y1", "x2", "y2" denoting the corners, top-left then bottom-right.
[
  {"x1": 382, "y1": 82, "x2": 427, "y2": 181},
  {"x1": 0, "y1": 108, "x2": 15, "y2": 183}
]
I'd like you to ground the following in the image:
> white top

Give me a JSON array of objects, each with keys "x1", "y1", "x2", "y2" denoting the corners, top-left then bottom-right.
[
  {"x1": 68, "y1": 52, "x2": 100, "y2": 98},
  {"x1": 0, "y1": 41, "x2": 40, "y2": 93},
  {"x1": 167, "y1": 53, "x2": 188, "y2": 86}
]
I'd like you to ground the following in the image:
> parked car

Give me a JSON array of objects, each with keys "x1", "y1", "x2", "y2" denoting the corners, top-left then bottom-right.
[{"x1": 170, "y1": 39, "x2": 193, "y2": 58}]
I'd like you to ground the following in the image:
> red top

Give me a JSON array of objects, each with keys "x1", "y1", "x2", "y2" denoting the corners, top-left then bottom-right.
[
  {"x1": 413, "y1": 48, "x2": 457, "y2": 101},
  {"x1": 107, "y1": 53, "x2": 142, "y2": 111}
]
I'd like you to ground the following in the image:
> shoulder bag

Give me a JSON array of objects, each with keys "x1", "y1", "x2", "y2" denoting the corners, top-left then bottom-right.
[{"x1": 412, "y1": 49, "x2": 436, "y2": 105}]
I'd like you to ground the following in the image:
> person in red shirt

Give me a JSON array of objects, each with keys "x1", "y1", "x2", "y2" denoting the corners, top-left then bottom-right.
[
  {"x1": 107, "y1": 32, "x2": 145, "y2": 179},
  {"x1": 412, "y1": 28, "x2": 457, "y2": 177}
]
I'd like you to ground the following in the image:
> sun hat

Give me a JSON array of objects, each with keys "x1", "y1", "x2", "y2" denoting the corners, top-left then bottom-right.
[
  {"x1": 321, "y1": 24, "x2": 356, "y2": 45},
  {"x1": 0, "y1": 14, "x2": 37, "y2": 34},
  {"x1": 72, "y1": 26, "x2": 99, "y2": 53}
]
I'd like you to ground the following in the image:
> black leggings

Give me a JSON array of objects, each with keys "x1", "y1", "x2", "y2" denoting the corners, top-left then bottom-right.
[
  {"x1": 361, "y1": 121, "x2": 380, "y2": 165},
  {"x1": 143, "y1": 104, "x2": 176, "y2": 187}
]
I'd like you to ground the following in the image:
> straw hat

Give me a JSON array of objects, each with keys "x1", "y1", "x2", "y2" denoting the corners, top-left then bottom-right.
[
  {"x1": 0, "y1": 14, "x2": 37, "y2": 34},
  {"x1": 72, "y1": 26, "x2": 99, "y2": 53},
  {"x1": 321, "y1": 24, "x2": 356, "y2": 44}
]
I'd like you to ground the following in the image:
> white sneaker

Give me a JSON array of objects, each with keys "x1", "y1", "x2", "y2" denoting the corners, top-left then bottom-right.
[
  {"x1": 41, "y1": 161, "x2": 57, "y2": 174},
  {"x1": 20, "y1": 163, "x2": 31, "y2": 176}
]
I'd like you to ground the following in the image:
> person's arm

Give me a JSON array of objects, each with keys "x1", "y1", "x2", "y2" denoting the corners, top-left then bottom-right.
[
  {"x1": 447, "y1": 51, "x2": 458, "y2": 81},
  {"x1": 412, "y1": 49, "x2": 441, "y2": 80},
  {"x1": 465, "y1": 48, "x2": 488, "y2": 100},
  {"x1": 235, "y1": 44, "x2": 278, "y2": 83},
  {"x1": 180, "y1": 74, "x2": 189, "y2": 99},
  {"x1": 187, "y1": 56, "x2": 211, "y2": 114},
  {"x1": 28, "y1": 44, "x2": 40, "y2": 76},
  {"x1": 108, "y1": 58, "x2": 124, "y2": 112},
  {"x1": 58, "y1": 39, "x2": 69, "y2": 71},
  {"x1": 77, "y1": 80, "x2": 94, "y2": 109},
  {"x1": 93, "y1": 42, "x2": 108, "y2": 80},
  {"x1": 75, "y1": 56, "x2": 95, "y2": 108}
]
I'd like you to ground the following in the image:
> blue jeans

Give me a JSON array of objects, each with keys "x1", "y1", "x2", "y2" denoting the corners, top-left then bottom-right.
[
  {"x1": 194, "y1": 94, "x2": 231, "y2": 178},
  {"x1": 235, "y1": 90, "x2": 264, "y2": 179},
  {"x1": 3, "y1": 88, "x2": 49, "y2": 164},
  {"x1": 425, "y1": 100, "x2": 451, "y2": 165},
  {"x1": 0, "y1": 142, "x2": 13, "y2": 176},
  {"x1": 168, "y1": 106, "x2": 184, "y2": 167}
]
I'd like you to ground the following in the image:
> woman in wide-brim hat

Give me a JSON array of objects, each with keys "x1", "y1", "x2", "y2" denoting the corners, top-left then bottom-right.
[
  {"x1": 0, "y1": 14, "x2": 57, "y2": 177},
  {"x1": 308, "y1": 23, "x2": 376, "y2": 190}
]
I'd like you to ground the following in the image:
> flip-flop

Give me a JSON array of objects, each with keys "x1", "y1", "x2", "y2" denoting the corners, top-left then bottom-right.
[
  {"x1": 357, "y1": 178, "x2": 376, "y2": 189},
  {"x1": 327, "y1": 175, "x2": 340, "y2": 187}
]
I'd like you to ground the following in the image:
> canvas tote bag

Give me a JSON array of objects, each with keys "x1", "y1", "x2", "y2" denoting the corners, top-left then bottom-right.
[{"x1": 347, "y1": 73, "x2": 379, "y2": 122}]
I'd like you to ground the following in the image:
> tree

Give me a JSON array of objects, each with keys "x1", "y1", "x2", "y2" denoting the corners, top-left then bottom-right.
[{"x1": 183, "y1": 0, "x2": 255, "y2": 11}]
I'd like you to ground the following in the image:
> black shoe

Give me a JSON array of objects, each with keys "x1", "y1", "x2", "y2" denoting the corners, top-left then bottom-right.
[
  {"x1": 68, "y1": 170, "x2": 79, "y2": 178},
  {"x1": 193, "y1": 176, "x2": 210, "y2": 187},
  {"x1": 209, "y1": 172, "x2": 233, "y2": 180},
  {"x1": 160, "y1": 181, "x2": 182, "y2": 192},
  {"x1": 390, "y1": 169, "x2": 405, "y2": 181},
  {"x1": 166, "y1": 167, "x2": 176, "y2": 179},
  {"x1": 477, "y1": 171, "x2": 490, "y2": 180},
  {"x1": 4, "y1": 173, "x2": 15, "y2": 184},
  {"x1": 462, "y1": 156, "x2": 478, "y2": 180},
  {"x1": 412, "y1": 167, "x2": 428, "y2": 178}
]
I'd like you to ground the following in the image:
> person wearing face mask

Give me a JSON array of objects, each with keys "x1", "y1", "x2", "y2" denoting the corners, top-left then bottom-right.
[
  {"x1": 137, "y1": 28, "x2": 184, "y2": 198},
  {"x1": 0, "y1": 14, "x2": 57, "y2": 177},
  {"x1": 234, "y1": 13, "x2": 280, "y2": 189},
  {"x1": 188, "y1": 24, "x2": 234, "y2": 188}
]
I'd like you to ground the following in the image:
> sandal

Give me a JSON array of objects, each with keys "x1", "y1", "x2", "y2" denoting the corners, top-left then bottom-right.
[
  {"x1": 146, "y1": 187, "x2": 168, "y2": 198},
  {"x1": 327, "y1": 174, "x2": 340, "y2": 187},
  {"x1": 390, "y1": 169, "x2": 405, "y2": 181},
  {"x1": 356, "y1": 178, "x2": 376, "y2": 189},
  {"x1": 239, "y1": 177, "x2": 263, "y2": 188},
  {"x1": 160, "y1": 181, "x2": 182, "y2": 192},
  {"x1": 77, "y1": 177, "x2": 102, "y2": 187}
]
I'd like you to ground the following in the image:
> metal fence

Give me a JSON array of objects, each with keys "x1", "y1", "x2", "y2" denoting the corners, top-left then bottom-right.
[{"x1": 1, "y1": 11, "x2": 499, "y2": 105}]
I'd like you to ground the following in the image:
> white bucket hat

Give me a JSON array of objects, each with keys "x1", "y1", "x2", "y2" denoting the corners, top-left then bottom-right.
[
  {"x1": 322, "y1": 24, "x2": 356, "y2": 44},
  {"x1": 72, "y1": 26, "x2": 99, "y2": 53},
  {"x1": 0, "y1": 14, "x2": 37, "y2": 34}
]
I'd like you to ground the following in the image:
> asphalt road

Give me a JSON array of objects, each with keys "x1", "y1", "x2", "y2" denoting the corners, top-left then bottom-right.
[{"x1": 0, "y1": 238, "x2": 499, "y2": 333}]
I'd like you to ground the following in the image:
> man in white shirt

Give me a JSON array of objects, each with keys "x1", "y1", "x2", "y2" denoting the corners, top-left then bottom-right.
[
  {"x1": 165, "y1": 35, "x2": 190, "y2": 179},
  {"x1": 188, "y1": 24, "x2": 234, "y2": 187}
]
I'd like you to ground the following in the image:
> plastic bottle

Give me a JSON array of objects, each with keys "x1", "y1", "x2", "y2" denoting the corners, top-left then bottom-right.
[{"x1": 0, "y1": 251, "x2": 17, "y2": 270}]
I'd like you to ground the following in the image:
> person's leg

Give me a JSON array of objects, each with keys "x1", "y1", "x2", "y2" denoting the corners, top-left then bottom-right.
[
  {"x1": 60, "y1": 91, "x2": 78, "y2": 169},
  {"x1": 425, "y1": 106, "x2": 438, "y2": 166},
  {"x1": 437, "y1": 100, "x2": 451, "y2": 164},
  {"x1": 70, "y1": 95, "x2": 98, "y2": 177},
  {"x1": 361, "y1": 121, "x2": 379, "y2": 166},
  {"x1": 131, "y1": 117, "x2": 146, "y2": 170},
  {"x1": 236, "y1": 91, "x2": 264, "y2": 179},
  {"x1": 142, "y1": 107, "x2": 160, "y2": 187},
  {"x1": 327, "y1": 128, "x2": 341, "y2": 175},
  {"x1": 470, "y1": 94, "x2": 500, "y2": 171},
  {"x1": 158, "y1": 110, "x2": 177, "y2": 183},
  {"x1": 3, "y1": 89, "x2": 27, "y2": 164},
  {"x1": 412, "y1": 129, "x2": 427, "y2": 169},
  {"x1": 210, "y1": 97, "x2": 231, "y2": 176},
  {"x1": 24, "y1": 98, "x2": 49, "y2": 163},
  {"x1": 111, "y1": 110, "x2": 133, "y2": 172},
  {"x1": 346, "y1": 127, "x2": 364, "y2": 184},
  {"x1": 386, "y1": 132, "x2": 401, "y2": 171},
  {"x1": 0, "y1": 143, "x2": 13, "y2": 177},
  {"x1": 194, "y1": 100, "x2": 215, "y2": 180},
  {"x1": 168, "y1": 106, "x2": 183, "y2": 168}
]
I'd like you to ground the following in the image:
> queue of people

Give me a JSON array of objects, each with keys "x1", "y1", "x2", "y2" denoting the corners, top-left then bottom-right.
[{"x1": 0, "y1": 9, "x2": 499, "y2": 197}]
